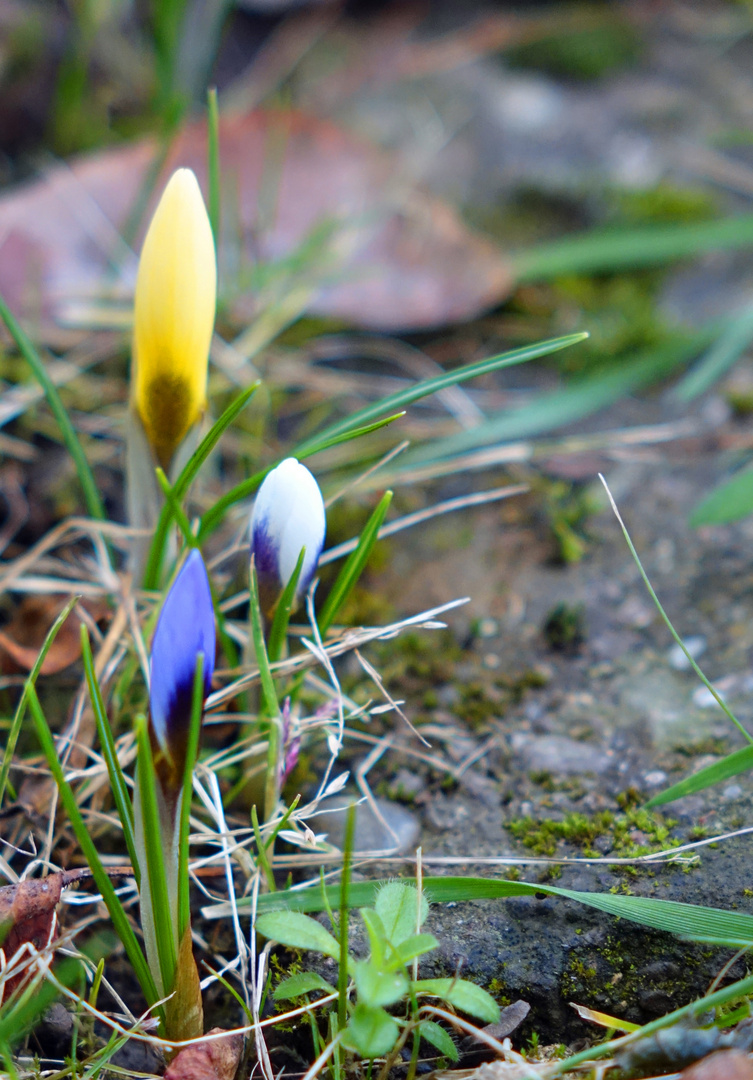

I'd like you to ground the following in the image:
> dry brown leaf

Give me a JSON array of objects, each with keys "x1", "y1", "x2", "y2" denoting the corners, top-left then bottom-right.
[
  {"x1": 0, "y1": 595, "x2": 108, "y2": 675},
  {"x1": 0, "y1": 110, "x2": 511, "y2": 334},
  {"x1": 164, "y1": 1029, "x2": 243, "y2": 1080},
  {"x1": 680, "y1": 1050, "x2": 753, "y2": 1080}
]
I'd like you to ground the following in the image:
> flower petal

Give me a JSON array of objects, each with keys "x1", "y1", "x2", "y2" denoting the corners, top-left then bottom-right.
[
  {"x1": 149, "y1": 549, "x2": 215, "y2": 774},
  {"x1": 250, "y1": 458, "x2": 326, "y2": 604}
]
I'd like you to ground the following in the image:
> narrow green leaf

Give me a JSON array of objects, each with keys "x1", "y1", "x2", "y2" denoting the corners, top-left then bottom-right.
[
  {"x1": 143, "y1": 380, "x2": 259, "y2": 589},
  {"x1": 0, "y1": 597, "x2": 78, "y2": 810},
  {"x1": 342, "y1": 1003, "x2": 399, "y2": 1059},
  {"x1": 274, "y1": 972, "x2": 336, "y2": 1001},
  {"x1": 296, "y1": 333, "x2": 589, "y2": 454},
  {"x1": 690, "y1": 464, "x2": 753, "y2": 527},
  {"x1": 402, "y1": 336, "x2": 708, "y2": 468},
  {"x1": 26, "y1": 687, "x2": 159, "y2": 1011},
  {"x1": 0, "y1": 295, "x2": 105, "y2": 522},
  {"x1": 80, "y1": 625, "x2": 139, "y2": 886},
  {"x1": 267, "y1": 546, "x2": 305, "y2": 663},
  {"x1": 255, "y1": 911, "x2": 341, "y2": 958},
  {"x1": 339, "y1": 802, "x2": 356, "y2": 1030},
  {"x1": 419, "y1": 1020, "x2": 458, "y2": 1062},
  {"x1": 155, "y1": 468, "x2": 197, "y2": 547},
  {"x1": 515, "y1": 214, "x2": 753, "y2": 283},
  {"x1": 135, "y1": 717, "x2": 177, "y2": 995},
  {"x1": 415, "y1": 979, "x2": 500, "y2": 1023},
  {"x1": 228, "y1": 876, "x2": 753, "y2": 952},
  {"x1": 197, "y1": 413, "x2": 405, "y2": 543},
  {"x1": 675, "y1": 305, "x2": 753, "y2": 402},
  {"x1": 249, "y1": 559, "x2": 279, "y2": 721},
  {"x1": 207, "y1": 86, "x2": 221, "y2": 247},
  {"x1": 646, "y1": 744, "x2": 753, "y2": 807},
  {"x1": 318, "y1": 492, "x2": 392, "y2": 636}
]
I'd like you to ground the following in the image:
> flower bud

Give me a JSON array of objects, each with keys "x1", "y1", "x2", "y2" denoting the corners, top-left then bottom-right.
[
  {"x1": 149, "y1": 549, "x2": 215, "y2": 785},
  {"x1": 250, "y1": 458, "x2": 326, "y2": 615},
  {"x1": 133, "y1": 168, "x2": 216, "y2": 468}
]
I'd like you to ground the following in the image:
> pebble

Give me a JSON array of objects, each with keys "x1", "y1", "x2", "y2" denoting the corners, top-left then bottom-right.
[
  {"x1": 722, "y1": 784, "x2": 743, "y2": 800},
  {"x1": 693, "y1": 685, "x2": 725, "y2": 709},
  {"x1": 478, "y1": 618, "x2": 498, "y2": 638},
  {"x1": 512, "y1": 733, "x2": 612, "y2": 776},
  {"x1": 668, "y1": 636, "x2": 707, "y2": 671},
  {"x1": 644, "y1": 770, "x2": 667, "y2": 787},
  {"x1": 322, "y1": 796, "x2": 420, "y2": 854}
]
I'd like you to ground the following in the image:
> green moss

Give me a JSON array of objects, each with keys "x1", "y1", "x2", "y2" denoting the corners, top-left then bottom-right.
[
  {"x1": 507, "y1": 807, "x2": 678, "y2": 858},
  {"x1": 506, "y1": 11, "x2": 642, "y2": 81},
  {"x1": 611, "y1": 183, "x2": 718, "y2": 226},
  {"x1": 543, "y1": 600, "x2": 587, "y2": 648}
]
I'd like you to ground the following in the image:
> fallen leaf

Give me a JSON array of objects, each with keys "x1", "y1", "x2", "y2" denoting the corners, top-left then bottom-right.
[
  {"x1": 164, "y1": 1028, "x2": 243, "y2": 1080},
  {"x1": 0, "y1": 596, "x2": 108, "y2": 675},
  {"x1": 680, "y1": 1050, "x2": 753, "y2": 1080},
  {"x1": 0, "y1": 110, "x2": 512, "y2": 335},
  {"x1": 569, "y1": 1000, "x2": 639, "y2": 1034},
  {"x1": 0, "y1": 871, "x2": 88, "y2": 996}
]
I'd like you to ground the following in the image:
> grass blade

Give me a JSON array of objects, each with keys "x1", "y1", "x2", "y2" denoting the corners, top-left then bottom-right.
[
  {"x1": 401, "y1": 335, "x2": 709, "y2": 468},
  {"x1": 142, "y1": 380, "x2": 259, "y2": 589},
  {"x1": 27, "y1": 685, "x2": 160, "y2": 1012},
  {"x1": 134, "y1": 716, "x2": 177, "y2": 996},
  {"x1": 294, "y1": 333, "x2": 589, "y2": 453},
  {"x1": 227, "y1": 874, "x2": 753, "y2": 949},
  {"x1": 80, "y1": 625, "x2": 139, "y2": 886},
  {"x1": 0, "y1": 597, "x2": 78, "y2": 810},
  {"x1": 196, "y1": 413, "x2": 403, "y2": 543},
  {"x1": 267, "y1": 547, "x2": 305, "y2": 663},
  {"x1": 675, "y1": 305, "x2": 753, "y2": 402},
  {"x1": 689, "y1": 463, "x2": 753, "y2": 527},
  {"x1": 646, "y1": 744, "x2": 753, "y2": 807},
  {"x1": 0, "y1": 295, "x2": 105, "y2": 522},
  {"x1": 318, "y1": 491, "x2": 393, "y2": 636},
  {"x1": 207, "y1": 86, "x2": 221, "y2": 248},
  {"x1": 515, "y1": 214, "x2": 753, "y2": 282}
]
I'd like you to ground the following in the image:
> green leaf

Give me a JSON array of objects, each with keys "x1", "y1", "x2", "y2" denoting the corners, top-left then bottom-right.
[
  {"x1": 0, "y1": 296, "x2": 106, "y2": 523},
  {"x1": 418, "y1": 1021, "x2": 459, "y2": 1062},
  {"x1": 318, "y1": 492, "x2": 392, "y2": 636},
  {"x1": 80, "y1": 625, "x2": 139, "y2": 887},
  {"x1": 354, "y1": 960, "x2": 408, "y2": 1008},
  {"x1": 391, "y1": 933, "x2": 438, "y2": 968},
  {"x1": 134, "y1": 717, "x2": 177, "y2": 996},
  {"x1": 255, "y1": 911, "x2": 341, "y2": 959},
  {"x1": 142, "y1": 380, "x2": 259, "y2": 588},
  {"x1": 342, "y1": 1003, "x2": 399, "y2": 1059},
  {"x1": 0, "y1": 597, "x2": 78, "y2": 810},
  {"x1": 675, "y1": 304, "x2": 753, "y2": 402},
  {"x1": 26, "y1": 687, "x2": 160, "y2": 1015},
  {"x1": 690, "y1": 464, "x2": 753, "y2": 526},
  {"x1": 360, "y1": 908, "x2": 387, "y2": 968},
  {"x1": 646, "y1": 744, "x2": 753, "y2": 807},
  {"x1": 267, "y1": 545, "x2": 305, "y2": 663},
  {"x1": 295, "y1": 333, "x2": 588, "y2": 455},
  {"x1": 207, "y1": 86, "x2": 221, "y2": 246},
  {"x1": 274, "y1": 972, "x2": 336, "y2": 1001},
  {"x1": 401, "y1": 336, "x2": 707, "y2": 469},
  {"x1": 515, "y1": 214, "x2": 753, "y2": 283},
  {"x1": 415, "y1": 979, "x2": 500, "y2": 1023},
  {"x1": 375, "y1": 882, "x2": 428, "y2": 945}
]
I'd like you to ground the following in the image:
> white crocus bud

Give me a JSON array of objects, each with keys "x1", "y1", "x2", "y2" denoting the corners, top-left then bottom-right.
[{"x1": 250, "y1": 458, "x2": 326, "y2": 615}]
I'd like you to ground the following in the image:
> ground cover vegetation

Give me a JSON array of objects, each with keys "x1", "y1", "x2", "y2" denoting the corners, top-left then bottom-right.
[{"x1": 6, "y1": 3, "x2": 753, "y2": 1079}]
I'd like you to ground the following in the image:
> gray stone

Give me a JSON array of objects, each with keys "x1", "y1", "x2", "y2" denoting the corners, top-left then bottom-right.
[
  {"x1": 321, "y1": 796, "x2": 420, "y2": 854},
  {"x1": 512, "y1": 734, "x2": 611, "y2": 776}
]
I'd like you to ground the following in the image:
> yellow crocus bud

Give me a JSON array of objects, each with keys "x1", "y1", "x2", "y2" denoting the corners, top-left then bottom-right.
[{"x1": 132, "y1": 168, "x2": 216, "y2": 469}]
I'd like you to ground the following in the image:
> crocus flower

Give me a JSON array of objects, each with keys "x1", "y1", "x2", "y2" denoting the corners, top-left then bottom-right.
[
  {"x1": 132, "y1": 168, "x2": 216, "y2": 469},
  {"x1": 249, "y1": 458, "x2": 326, "y2": 616},
  {"x1": 149, "y1": 548, "x2": 215, "y2": 788}
]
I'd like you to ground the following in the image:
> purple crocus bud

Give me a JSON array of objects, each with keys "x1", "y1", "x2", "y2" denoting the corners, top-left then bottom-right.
[
  {"x1": 149, "y1": 549, "x2": 215, "y2": 786},
  {"x1": 250, "y1": 458, "x2": 326, "y2": 616}
]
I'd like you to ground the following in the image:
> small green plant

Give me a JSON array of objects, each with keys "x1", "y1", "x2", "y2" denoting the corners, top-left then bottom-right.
[{"x1": 258, "y1": 879, "x2": 498, "y2": 1069}]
